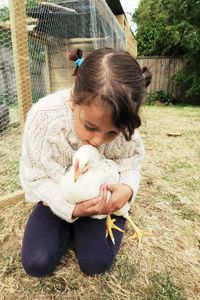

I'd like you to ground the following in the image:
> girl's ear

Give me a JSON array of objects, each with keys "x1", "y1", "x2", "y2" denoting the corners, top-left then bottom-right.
[{"x1": 70, "y1": 100, "x2": 75, "y2": 111}]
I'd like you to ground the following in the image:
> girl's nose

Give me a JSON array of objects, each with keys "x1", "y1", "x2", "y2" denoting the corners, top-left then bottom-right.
[{"x1": 90, "y1": 133, "x2": 105, "y2": 147}]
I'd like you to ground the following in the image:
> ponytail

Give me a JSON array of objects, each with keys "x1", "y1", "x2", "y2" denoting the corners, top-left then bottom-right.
[{"x1": 142, "y1": 67, "x2": 152, "y2": 88}]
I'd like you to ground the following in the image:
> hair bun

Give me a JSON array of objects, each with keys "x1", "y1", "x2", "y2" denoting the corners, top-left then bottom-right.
[{"x1": 142, "y1": 67, "x2": 152, "y2": 88}]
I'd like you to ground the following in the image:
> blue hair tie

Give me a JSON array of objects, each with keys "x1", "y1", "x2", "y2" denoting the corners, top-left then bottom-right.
[{"x1": 75, "y1": 58, "x2": 84, "y2": 67}]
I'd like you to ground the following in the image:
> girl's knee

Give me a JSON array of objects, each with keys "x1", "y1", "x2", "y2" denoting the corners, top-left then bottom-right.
[
  {"x1": 22, "y1": 250, "x2": 56, "y2": 277},
  {"x1": 78, "y1": 255, "x2": 113, "y2": 275}
]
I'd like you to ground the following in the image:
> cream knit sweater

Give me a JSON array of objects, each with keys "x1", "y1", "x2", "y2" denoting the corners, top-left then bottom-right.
[{"x1": 20, "y1": 89, "x2": 145, "y2": 223}]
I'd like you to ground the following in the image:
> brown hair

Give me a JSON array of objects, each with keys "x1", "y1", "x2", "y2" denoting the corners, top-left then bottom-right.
[
  {"x1": 142, "y1": 67, "x2": 152, "y2": 88},
  {"x1": 69, "y1": 48, "x2": 83, "y2": 61},
  {"x1": 73, "y1": 47, "x2": 151, "y2": 141}
]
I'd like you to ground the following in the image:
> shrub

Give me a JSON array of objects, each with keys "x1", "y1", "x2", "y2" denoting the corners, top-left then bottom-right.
[{"x1": 146, "y1": 90, "x2": 176, "y2": 105}]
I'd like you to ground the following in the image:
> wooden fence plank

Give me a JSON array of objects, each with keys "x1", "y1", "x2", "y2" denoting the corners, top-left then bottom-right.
[
  {"x1": 137, "y1": 56, "x2": 186, "y2": 97},
  {"x1": 9, "y1": 0, "x2": 32, "y2": 127}
]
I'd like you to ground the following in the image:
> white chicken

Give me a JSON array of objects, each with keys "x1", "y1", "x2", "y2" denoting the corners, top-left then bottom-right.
[{"x1": 59, "y1": 145, "x2": 149, "y2": 245}]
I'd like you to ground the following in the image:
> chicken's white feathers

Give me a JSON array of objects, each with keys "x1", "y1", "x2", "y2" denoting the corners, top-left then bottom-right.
[
  {"x1": 72, "y1": 145, "x2": 100, "y2": 171},
  {"x1": 59, "y1": 145, "x2": 130, "y2": 219},
  {"x1": 60, "y1": 145, "x2": 118, "y2": 201}
]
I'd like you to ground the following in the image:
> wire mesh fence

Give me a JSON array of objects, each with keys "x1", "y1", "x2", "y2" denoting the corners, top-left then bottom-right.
[
  {"x1": 0, "y1": 1, "x2": 21, "y2": 197},
  {"x1": 0, "y1": 0, "x2": 128, "y2": 198}
]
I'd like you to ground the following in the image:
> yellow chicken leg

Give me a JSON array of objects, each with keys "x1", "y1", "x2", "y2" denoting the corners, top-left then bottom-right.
[
  {"x1": 126, "y1": 214, "x2": 151, "y2": 247},
  {"x1": 106, "y1": 214, "x2": 124, "y2": 244}
]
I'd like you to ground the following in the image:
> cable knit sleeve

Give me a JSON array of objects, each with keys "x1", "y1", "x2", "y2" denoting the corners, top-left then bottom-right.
[
  {"x1": 104, "y1": 130, "x2": 145, "y2": 204},
  {"x1": 19, "y1": 92, "x2": 77, "y2": 223}
]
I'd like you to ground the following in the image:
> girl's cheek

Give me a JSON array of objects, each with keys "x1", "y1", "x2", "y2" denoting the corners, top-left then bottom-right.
[
  {"x1": 79, "y1": 128, "x2": 93, "y2": 139},
  {"x1": 106, "y1": 136, "x2": 117, "y2": 143}
]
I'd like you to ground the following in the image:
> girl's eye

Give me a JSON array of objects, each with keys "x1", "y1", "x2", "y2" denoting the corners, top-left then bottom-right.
[
  {"x1": 84, "y1": 124, "x2": 97, "y2": 131},
  {"x1": 107, "y1": 131, "x2": 119, "y2": 137}
]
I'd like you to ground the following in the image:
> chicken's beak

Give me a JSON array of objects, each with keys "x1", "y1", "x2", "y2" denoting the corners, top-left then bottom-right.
[{"x1": 73, "y1": 159, "x2": 79, "y2": 182}]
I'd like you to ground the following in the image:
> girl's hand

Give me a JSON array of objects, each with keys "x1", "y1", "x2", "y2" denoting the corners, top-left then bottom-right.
[
  {"x1": 105, "y1": 184, "x2": 133, "y2": 214},
  {"x1": 72, "y1": 184, "x2": 108, "y2": 218}
]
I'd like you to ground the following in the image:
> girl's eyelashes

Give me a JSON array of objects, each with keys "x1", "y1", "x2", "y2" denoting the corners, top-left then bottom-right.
[
  {"x1": 84, "y1": 124, "x2": 119, "y2": 136},
  {"x1": 107, "y1": 131, "x2": 119, "y2": 137},
  {"x1": 84, "y1": 124, "x2": 97, "y2": 131}
]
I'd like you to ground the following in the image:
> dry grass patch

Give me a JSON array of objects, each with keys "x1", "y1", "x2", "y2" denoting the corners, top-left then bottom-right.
[
  {"x1": 0, "y1": 118, "x2": 21, "y2": 196},
  {"x1": 0, "y1": 105, "x2": 200, "y2": 299}
]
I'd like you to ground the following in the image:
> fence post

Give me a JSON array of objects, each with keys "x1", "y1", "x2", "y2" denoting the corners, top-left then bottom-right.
[{"x1": 9, "y1": 0, "x2": 32, "y2": 128}]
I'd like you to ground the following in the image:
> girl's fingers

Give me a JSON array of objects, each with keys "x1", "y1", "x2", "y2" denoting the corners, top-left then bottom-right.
[
  {"x1": 74, "y1": 197, "x2": 100, "y2": 217},
  {"x1": 102, "y1": 184, "x2": 108, "y2": 201},
  {"x1": 99, "y1": 184, "x2": 108, "y2": 213},
  {"x1": 84, "y1": 197, "x2": 100, "y2": 208},
  {"x1": 76, "y1": 185, "x2": 110, "y2": 216}
]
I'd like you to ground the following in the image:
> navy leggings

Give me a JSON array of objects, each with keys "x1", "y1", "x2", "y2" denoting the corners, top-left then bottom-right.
[{"x1": 22, "y1": 202, "x2": 126, "y2": 277}]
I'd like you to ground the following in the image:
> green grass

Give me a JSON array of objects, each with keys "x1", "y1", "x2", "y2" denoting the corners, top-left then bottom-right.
[
  {"x1": 145, "y1": 274, "x2": 186, "y2": 300},
  {"x1": 180, "y1": 208, "x2": 200, "y2": 222},
  {"x1": 97, "y1": 255, "x2": 139, "y2": 299}
]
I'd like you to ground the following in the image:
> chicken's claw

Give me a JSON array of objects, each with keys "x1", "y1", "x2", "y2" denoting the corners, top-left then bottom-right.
[
  {"x1": 106, "y1": 214, "x2": 124, "y2": 244},
  {"x1": 126, "y1": 215, "x2": 151, "y2": 247}
]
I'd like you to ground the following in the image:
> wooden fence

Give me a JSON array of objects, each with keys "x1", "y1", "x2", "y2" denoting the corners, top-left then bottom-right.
[{"x1": 137, "y1": 56, "x2": 186, "y2": 98}]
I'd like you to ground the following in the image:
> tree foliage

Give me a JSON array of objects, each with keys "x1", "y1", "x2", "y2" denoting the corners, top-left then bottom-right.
[{"x1": 133, "y1": 0, "x2": 200, "y2": 103}]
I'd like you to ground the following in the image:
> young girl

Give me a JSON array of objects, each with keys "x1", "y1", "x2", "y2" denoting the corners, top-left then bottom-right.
[{"x1": 20, "y1": 47, "x2": 151, "y2": 277}]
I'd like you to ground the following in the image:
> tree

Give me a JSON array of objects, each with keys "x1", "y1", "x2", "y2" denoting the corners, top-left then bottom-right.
[{"x1": 133, "y1": 0, "x2": 200, "y2": 103}]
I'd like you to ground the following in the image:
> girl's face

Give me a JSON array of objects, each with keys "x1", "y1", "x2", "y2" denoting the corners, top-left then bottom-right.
[{"x1": 71, "y1": 101, "x2": 119, "y2": 147}]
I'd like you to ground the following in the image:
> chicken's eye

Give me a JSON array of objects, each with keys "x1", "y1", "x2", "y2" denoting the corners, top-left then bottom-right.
[{"x1": 81, "y1": 165, "x2": 89, "y2": 174}]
